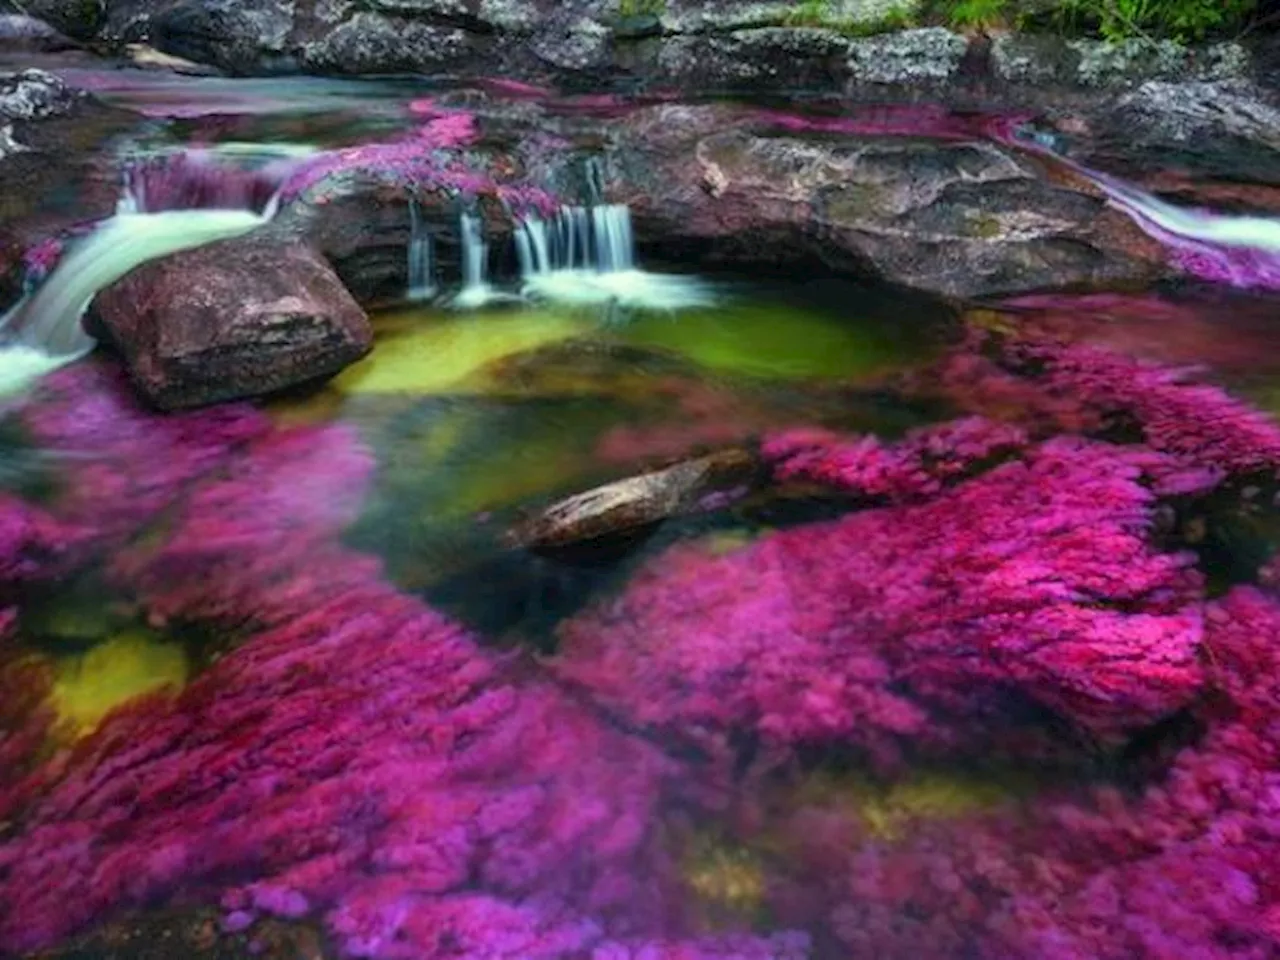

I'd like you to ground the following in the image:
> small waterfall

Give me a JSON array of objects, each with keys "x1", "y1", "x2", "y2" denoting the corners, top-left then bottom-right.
[
  {"x1": 1003, "y1": 124, "x2": 1280, "y2": 291},
  {"x1": 516, "y1": 202, "x2": 714, "y2": 312},
  {"x1": 0, "y1": 151, "x2": 288, "y2": 394},
  {"x1": 590, "y1": 204, "x2": 634, "y2": 273},
  {"x1": 407, "y1": 199, "x2": 437, "y2": 302},
  {"x1": 450, "y1": 210, "x2": 516, "y2": 310}
]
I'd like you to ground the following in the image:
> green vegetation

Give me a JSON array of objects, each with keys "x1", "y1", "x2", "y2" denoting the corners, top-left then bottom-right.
[
  {"x1": 617, "y1": 0, "x2": 665, "y2": 17},
  {"x1": 931, "y1": 0, "x2": 1259, "y2": 41},
  {"x1": 945, "y1": 0, "x2": 1010, "y2": 29},
  {"x1": 782, "y1": 0, "x2": 918, "y2": 35}
]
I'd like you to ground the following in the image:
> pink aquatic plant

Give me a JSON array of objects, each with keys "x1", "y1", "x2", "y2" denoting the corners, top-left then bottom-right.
[
  {"x1": 929, "y1": 329, "x2": 1280, "y2": 483},
  {"x1": 556, "y1": 432, "x2": 1205, "y2": 763},
  {"x1": 766, "y1": 584, "x2": 1280, "y2": 959},
  {"x1": 20, "y1": 237, "x2": 63, "y2": 281},
  {"x1": 755, "y1": 105, "x2": 1031, "y2": 144},
  {"x1": 0, "y1": 364, "x2": 814, "y2": 959},
  {"x1": 119, "y1": 149, "x2": 294, "y2": 214}
]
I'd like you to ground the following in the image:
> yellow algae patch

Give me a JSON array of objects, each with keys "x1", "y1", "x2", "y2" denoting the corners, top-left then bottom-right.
[
  {"x1": 698, "y1": 529, "x2": 759, "y2": 556},
  {"x1": 797, "y1": 770, "x2": 1015, "y2": 841},
  {"x1": 682, "y1": 833, "x2": 769, "y2": 924},
  {"x1": 333, "y1": 307, "x2": 594, "y2": 396},
  {"x1": 48, "y1": 629, "x2": 189, "y2": 740},
  {"x1": 961, "y1": 308, "x2": 1020, "y2": 336}
]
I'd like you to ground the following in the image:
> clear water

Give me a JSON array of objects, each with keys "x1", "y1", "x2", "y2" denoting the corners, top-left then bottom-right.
[{"x1": 4, "y1": 68, "x2": 1280, "y2": 960}]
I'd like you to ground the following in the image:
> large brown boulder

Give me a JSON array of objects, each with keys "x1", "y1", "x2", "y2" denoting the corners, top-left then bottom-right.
[{"x1": 93, "y1": 236, "x2": 373, "y2": 409}]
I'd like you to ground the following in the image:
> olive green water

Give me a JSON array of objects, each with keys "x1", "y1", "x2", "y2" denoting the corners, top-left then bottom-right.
[{"x1": 297, "y1": 284, "x2": 947, "y2": 600}]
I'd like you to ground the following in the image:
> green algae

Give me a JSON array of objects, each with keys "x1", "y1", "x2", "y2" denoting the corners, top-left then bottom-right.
[{"x1": 613, "y1": 300, "x2": 930, "y2": 382}]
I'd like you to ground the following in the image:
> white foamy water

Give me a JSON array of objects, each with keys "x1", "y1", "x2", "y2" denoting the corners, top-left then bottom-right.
[
  {"x1": 514, "y1": 204, "x2": 716, "y2": 312},
  {"x1": 0, "y1": 204, "x2": 279, "y2": 386}
]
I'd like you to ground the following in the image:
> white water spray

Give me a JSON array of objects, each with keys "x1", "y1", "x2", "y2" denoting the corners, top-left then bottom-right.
[
  {"x1": 0, "y1": 198, "x2": 280, "y2": 395},
  {"x1": 1006, "y1": 126, "x2": 1280, "y2": 289},
  {"x1": 516, "y1": 204, "x2": 716, "y2": 313},
  {"x1": 449, "y1": 211, "x2": 518, "y2": 310},
  {"x1": 407, "y1": 198, "x2": 437, "y2": 302}
]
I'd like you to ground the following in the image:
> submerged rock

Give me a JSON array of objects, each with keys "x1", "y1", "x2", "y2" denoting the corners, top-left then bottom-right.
[
  {"x1": 93, "y1": 236, "x2": 372, "y2": 409},
  {"x1": 505, "y1": 447, "x2": 760, "y2": 552}
]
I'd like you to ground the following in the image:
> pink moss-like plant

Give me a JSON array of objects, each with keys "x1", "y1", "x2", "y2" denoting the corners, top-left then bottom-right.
[
  {"x1": 0, "y1": 364, "x2": 815, "y2": 959},
  {"x1": 9, "y1": 324, "x2": 1280, "y2": 959},
  {"x1": 764, "y1": 585, "x2": 1280, "y2": 959},
  {"x1": 281, "y1": 100, "x2": 557, "y2": 216},
  {"x1": 556, "y1": 432, "x2": 1205, "y2": 763}
]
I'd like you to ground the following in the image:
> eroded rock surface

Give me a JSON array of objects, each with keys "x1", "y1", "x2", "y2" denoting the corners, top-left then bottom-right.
[
  {"x1": 93, "y1": 236, "x2": 372, "y2": 409},
  {"x1": 602, "y1": 104, "x2": 1167, "y2": 298},
  {"x1": 0, "y1": 69, "x2": 135, "y2": 305}
]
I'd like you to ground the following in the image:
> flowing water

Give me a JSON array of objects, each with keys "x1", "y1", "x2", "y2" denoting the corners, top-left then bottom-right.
[{"x1": 4, "y1": 66, "x2": 1280, "y2": 960}]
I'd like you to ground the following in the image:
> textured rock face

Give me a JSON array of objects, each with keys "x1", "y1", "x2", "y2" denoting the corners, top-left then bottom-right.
[
  {"x1": 603, "y1": 105, "x2": 1166, "y2": 298},
  {"x1": 77, "y1": 0, "x2": 1264, "y2": 93},
  {"x1": 93, "y1": 237, "x2": 373, "y2": 409},
  {"x1": 16, "y1": 0, "x2": 103, "y2": 40},
  {"x1": 1071, "y1": 80, "x2": 1280, "y2": 186},
  {"x1": 0, "y1": 14, "x2": 79, "y2": 51},
  {"x1": 0, "y1": 70, "x2": 134, "y2": 306}
]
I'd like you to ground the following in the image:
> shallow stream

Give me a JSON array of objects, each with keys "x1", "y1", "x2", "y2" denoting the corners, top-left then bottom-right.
[{"x1": 4, "y1": 66, "x2": 1280, "y2": 960}]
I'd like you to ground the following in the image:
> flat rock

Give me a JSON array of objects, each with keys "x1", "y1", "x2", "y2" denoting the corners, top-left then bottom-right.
[
  {"x1": 93, "y1": 236, "x2": 373, "y2": 409},
  {"x1": 505, "y1": 447, "x2": 760, "y2": 551}
]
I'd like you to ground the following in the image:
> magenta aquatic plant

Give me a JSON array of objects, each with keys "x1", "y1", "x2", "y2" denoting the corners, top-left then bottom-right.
[
  {"x1": 118, "y1": 149, "x2": 295, "y2": 214},
  {"x1": 0, "y1": 364, "x2": 815, "y2": 959},
  {"x1": 281, "y1": 100, "x2": 557, "y2": 216},
  {"x1": 8, "y1": 326, "x2": 1280, "y2": 959},
  {"x1": 556, "y1": 432, "x2": 1206, "y2": 765},
  {"x1": 766, "y1": 584, "x2": 1280, "y2": 959}
]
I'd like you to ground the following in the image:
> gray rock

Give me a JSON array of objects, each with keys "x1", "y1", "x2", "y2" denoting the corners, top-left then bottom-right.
[
  {"x1": 659, "y1": 1, "x2": 793, "y2": 34},
  {"x1": 0, "y1": 13, "x2": 77, "y2": 48},
  {"x1": 846, "y1": 27, "x2": 967, "y2": 85},
  {"x1": 532, "y1": 16, "x2": 611, "y2": 71},
  {"x1": 658, "y1": 27, "x2": 852, "y2": 86},
  {"x1": 477, "y1": 0, "x2": 539, "y2": 32},
  {"x1": 828, "y1": 0, "x2": 919, "y2": 24},
  {"x1": 300, "y1": 13, "x2": 475, "y2": 73},
  {"x1": 991, "y1": 34, "x2": 1079, "y2": 85},
  {"x1": 147, "y1": 0, "x2": 295, "y2": 74},
  {"x1": 1071, "y1": 38, "x2": 1190, "y2": 87},
  {"x1": 660, "y1": 0, "x2": 916, "y2": 33},
  {"x1": 15, "y1": 0, "x2": 102, "y2": 40},
  {"x1": 603, "y1": 103, "x2": 1167, "y2": 298},
  {"x1": 1109, "y1": 80, "x2": 1280, "y2": 148},
  {"x1": 365, "y1": 0, "x2": 469, "y2": 15},
  {"x1": 0, "y1": 69, "x2": 82, "y2": 123},
  {"x1": 1074, "y1": 79, "x2": 1280, "y2": 183}
]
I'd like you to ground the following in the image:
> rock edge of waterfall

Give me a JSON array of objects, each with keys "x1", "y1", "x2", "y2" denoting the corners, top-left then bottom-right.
[{"x1": 3, "y1": 34, "x2": 1280, "y2": 407}]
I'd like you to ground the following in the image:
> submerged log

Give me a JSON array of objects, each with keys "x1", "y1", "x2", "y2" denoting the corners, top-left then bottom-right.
[{"x1": 505, "y1": 447, "x2": 762, "y2": 552}]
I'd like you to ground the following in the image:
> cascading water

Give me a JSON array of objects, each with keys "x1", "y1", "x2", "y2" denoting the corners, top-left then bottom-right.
[
  {"x1": 1005, "y1": 124, "x2": 1280, "y2": 291},
  {"x1": 407, "y1": 198, "x2": 437, "y2": 302},
  {"x1": 0, "y1": 151, "x2": 293, "y2": 394},
  {"x1": 515, "y1": 203, "x2": 715, "y2": 313},
  {"x1": 449, "y1": 210, "x2": 515, "y2": 310}
]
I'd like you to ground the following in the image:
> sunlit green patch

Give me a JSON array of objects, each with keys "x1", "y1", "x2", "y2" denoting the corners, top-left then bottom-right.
[
  {"x1": 331, "y1": 307, "x2": 596, "y2": 396},
  {"x1": 46, "y1": 628, "x2": 189, "y2": 741},
  {"x1": 612, "y1": 301, "x2": 932, "y2": 382}
]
